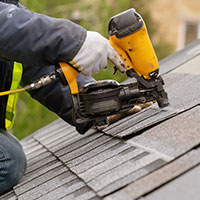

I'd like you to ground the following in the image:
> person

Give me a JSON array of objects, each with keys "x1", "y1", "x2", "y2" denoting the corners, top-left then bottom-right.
[{"x1": 0, "y1": 0, "x2": 126, "y2": 195}]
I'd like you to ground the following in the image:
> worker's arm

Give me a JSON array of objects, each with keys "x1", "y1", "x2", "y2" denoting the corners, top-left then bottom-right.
[
  {"x1": 0, "y1": 2, "x2": 125, "y2": 76},
  {"x1": 0, "y1": 2, "x2": 86, "y2": 66},
  {"x1": 22, "y1": 64, "x2": 95, "y2": 134}
]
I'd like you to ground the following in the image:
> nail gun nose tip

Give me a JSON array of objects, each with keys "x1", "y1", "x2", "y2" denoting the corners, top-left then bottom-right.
[{"x1": 158, "y1": 101, "x2": 170, "y2": 108}]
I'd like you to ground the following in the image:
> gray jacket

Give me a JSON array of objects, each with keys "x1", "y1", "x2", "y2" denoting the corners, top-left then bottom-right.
[
  {"x1": 0, "y1": 0, "x2": 94, "y2": 134},
  {"x1": 0, "y1": 1, "x2": 86, "y2": 65}
]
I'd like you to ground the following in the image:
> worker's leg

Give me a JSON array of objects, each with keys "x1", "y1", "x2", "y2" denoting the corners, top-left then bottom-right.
[{"x1": 0, "y1": 129, "x2": 27, "y2": 195}]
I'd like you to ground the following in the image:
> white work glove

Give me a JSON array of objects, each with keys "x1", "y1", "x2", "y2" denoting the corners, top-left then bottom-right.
[{"x1": 69, "y1": 31, "x2": 126, "y2": 76}]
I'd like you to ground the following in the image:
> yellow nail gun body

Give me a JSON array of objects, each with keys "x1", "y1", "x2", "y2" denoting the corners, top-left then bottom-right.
[
  {"x1": 109, "y1": 9, "x2": 159, "y2": 79},
  {"x1": 57, "y1": 8, "x2": 169, "y2": 126}
]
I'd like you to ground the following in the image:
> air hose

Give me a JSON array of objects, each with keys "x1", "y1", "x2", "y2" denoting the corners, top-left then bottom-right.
[{"x1": 0, "y1": 73, "x2": 57, "y2": 97}]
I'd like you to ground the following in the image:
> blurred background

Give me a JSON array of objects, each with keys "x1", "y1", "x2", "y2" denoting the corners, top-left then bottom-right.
[{"x1": 13, "y1": 0, "x2": 200, "y2": 139}]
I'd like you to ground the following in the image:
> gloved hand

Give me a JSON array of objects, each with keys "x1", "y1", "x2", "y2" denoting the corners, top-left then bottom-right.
[{"x1": 69, "y1": 31, "x2": 127, "y2": 76}]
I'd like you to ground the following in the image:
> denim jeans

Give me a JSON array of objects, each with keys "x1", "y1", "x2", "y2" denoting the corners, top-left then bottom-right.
[{"x1": 0, "y1": 129, "x2": 27, "y2": 195}]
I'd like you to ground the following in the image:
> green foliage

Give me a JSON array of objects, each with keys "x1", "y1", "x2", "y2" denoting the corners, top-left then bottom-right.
[
  {"x1": 13, "y1": 0, "x2": 174, "y2": 139},
  {"x1": 154, "y1": 41, "x2": 175, "y2": 60}
]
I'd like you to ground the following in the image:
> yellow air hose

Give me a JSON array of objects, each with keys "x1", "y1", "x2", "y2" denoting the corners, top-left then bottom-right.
[
  {"x1": 0, "y1": 88, "x2": 26, "y2": 96},
  {"x1": 0, "y1": 73, "x2": 57, "y2": 97}
]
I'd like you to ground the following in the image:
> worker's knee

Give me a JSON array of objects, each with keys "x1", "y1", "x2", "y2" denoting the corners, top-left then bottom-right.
[{"x1": 0, "y1": 142, "x2": 27, "y2": 195}]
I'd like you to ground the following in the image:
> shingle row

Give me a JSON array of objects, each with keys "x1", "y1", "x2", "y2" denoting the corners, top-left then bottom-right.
[{"x1": 104, "y1": 73, "x2": 200, "y2": 138}]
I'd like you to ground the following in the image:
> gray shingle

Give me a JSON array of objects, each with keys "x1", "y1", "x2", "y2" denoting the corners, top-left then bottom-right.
[
  {"x1": 118, "y1": 107, "x2": 176, "y2": 138},
  {"x1": 87, "y1": 153, "x2": 159, "y2": 192},
  {"x1": 25, "y1": 147, "x2": 47, "y2": 161},
  {"x1": 45, "y1": 131, "x2": 85, "y2": 152},
  {"x1": 25, "y1": 154, "x2": 57, "y2": 175},
  {"x1": 26, "y1": 151, "x2": 52, "y2": 167},
  {"x1": 16, "y1": 160, "x2": 62, "y2": 187},
  {"x1": 105, "y1": 105, "x2": 176, "y2": 138},
  {"x1": 128, "y1": 106, "x2": 200, "y2": 158},
  {"x1": 88, "y1": 198, "x2": 102, "y2": 200},
  {"x1": 40, "y1": 186, "x2": 97, "y2": 200},
  {"x1": 24, "y1": 143, "x2": 44, "y2": 156},
  {"x1": 98, "y1": 159, "x2": 166, "y2": 197},
  {"x1": 74, "y1": 147, "x2": 144, "y2": 182},
  {"x1": 67, "y1": 140, "x2": 131, "y2": 171},
  {"x1": 60, "y1": 136, "x2": 119, "y2": 166},
  {"x1": 34, "y1": 125, "x2": 76, "y2": 146},
  {"x1": 17, "y1": 172, "x2": 78, "y2": 200},
  {"x1": 38, "y1": 127, "x2": 78, "y2": 148},
  {"x1": 142, "y1": 164, "x2": 200, "y2": 200},
  {"x1": 57, "y1": 135, "x2": 112, "y2": 162},
  {"x1": 104, "y1": 106, "x2": 163, "y2": 134},
  {"x1": 33, "y1": 119, "x2": 69, "y2": 140},
  {"x1": 0, "y1": 191, "x2": 17, "y2": 200},
  {"x1": 15, "y1": 164, "x2": 68, "y2": 195},
  {"x1": 159, "y1": 39, "x2": 200, "y2": 75},
  {"x1": 52, "y1": 131, "x2": 102, "y2": 155},
  {"x1": 165, "y1": 73, "x2": 200, "y2": 112},
  {"x1": 44, "y1": 127, "x2": 97, "y2": 151},
  {"x1": 104, "y1": 148, "x2": 200, "y2": 200},
  {"x1": 21, "y1": 137, "x2": 35, "y2": 147},
  {"x1": 22, "y1": 140, "x2": 39, "y2": 152},
  {"x1": 172, "y1": 55, "x2": 200, "y2": 75}
]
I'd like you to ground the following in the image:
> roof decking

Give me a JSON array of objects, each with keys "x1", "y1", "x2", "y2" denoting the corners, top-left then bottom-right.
[{"x1": 1, "y1": 39, "x2": 200, "y2": 200}]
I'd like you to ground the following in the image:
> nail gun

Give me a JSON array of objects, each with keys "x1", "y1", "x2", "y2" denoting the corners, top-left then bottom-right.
[
  {"x1": 0, "y1": 8, "x2": 169, "y2": 128},
  {"x1": 57, "y1": 8, "x2": 169, "y2": 126}
]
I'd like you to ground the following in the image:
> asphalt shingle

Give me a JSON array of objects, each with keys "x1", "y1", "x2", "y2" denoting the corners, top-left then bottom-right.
[
  {"x1": 17, "y1": 172, "x2": 78, "y2": 200},
  {"x1": 78, "y1": 148, "x2": 145, "y2": 182},
  {"x1": 87, "y1": 153, "x2": 159, "y2": 192},
  {"x1": 128, "y1": 106, "x2": 200, "y2": 158},
  {"x1": 172, "y1": 55, "x2": 200, "y2": 74},
  {"x1": 26, "y1": 151, "x2": 52, "y2": 167},
  {"x1": 0, "y1": 191, "x2": 17, "y2": 200},
  {"x1": 104, "y1": 105, "x2": 176, "y2": 138},
  {"x1": 104, "y1": 147, "x2": 200, "y2": 200},
  {"x1": 39, "y1": 186, "x2": 97, "y2": 200},
  {"x1": 142, "y1": 164, "x2": 200, "y2": 200},
  {"x1": 24, "y1": 154, "x2": 57, "y2": 175},
  {"x1": 159, "y1": 39, "x2": 200, "y2": 75},
  {"x1": 98, "y1": 159, "x2": 166, "y2": 197},
  {"x1": 25, "y1": 147, "x2": 47, "y2": 161},
  {"x1": 16, "y1": 160, "x2": 62, "y2": 187},
  {"x1": 38, "y1": 128, "x2": 79, "y2": 148},
  {"x1": 50, "y1": 130, "x2": 100, "y2": 155},
  {"x1": 55, "y1": 134, "x2": 109, "y2": 160},
  {"x1": 67, "y1": 140, "x2": 130, "y2": 171},
  {"x1": 14, "y1": 164, "x2": 69, "y2": 195},
  {"x1": 32, "y1": 118, "x2": 67, "y2": 139}
]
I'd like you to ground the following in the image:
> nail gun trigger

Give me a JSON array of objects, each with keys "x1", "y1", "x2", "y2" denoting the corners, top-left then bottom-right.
[{"x1": 113, "y1": 66, "x2": 118, "y2": 75}]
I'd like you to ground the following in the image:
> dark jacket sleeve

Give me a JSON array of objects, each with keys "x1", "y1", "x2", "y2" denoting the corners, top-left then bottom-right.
[
  {"x1": 22, "y1": 64, "x2": 95, "y2": 134},
  {"x1": 0, "y1": 2, "x2": 86, "y2": 66}
]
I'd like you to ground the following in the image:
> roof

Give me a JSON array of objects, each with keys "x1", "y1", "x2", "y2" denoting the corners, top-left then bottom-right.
[{"x1": 1, "y1": 39, "x2": 200, "y2": 200}]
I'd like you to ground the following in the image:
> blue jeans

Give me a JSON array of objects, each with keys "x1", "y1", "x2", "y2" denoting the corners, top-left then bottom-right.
[{"x1": 0, "y1": 129, "x2": 27, "y2": 195}]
